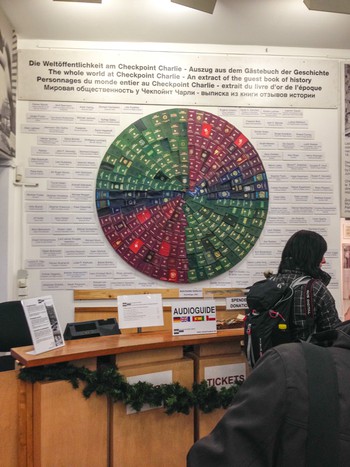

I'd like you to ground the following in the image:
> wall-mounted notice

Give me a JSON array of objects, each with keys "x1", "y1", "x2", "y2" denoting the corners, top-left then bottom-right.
[
  {"x1": 171, "y1": 299, "x2": 216, "y2": 336},
  {"x1": 344, "y1": 223, "x2": 350, "y2": 239},
  {"x1": 117, "y1": 293, "x2": 164, "y2": 329},
  {"x1": 21, "y1": 295, "x2": 64, "y2": 354},
  {"x1": 18, "y1": 49, "x2": 339, "y2": 109},
  {"x1": 342, "y1": 63, "x2": 350, "y2": 217}
]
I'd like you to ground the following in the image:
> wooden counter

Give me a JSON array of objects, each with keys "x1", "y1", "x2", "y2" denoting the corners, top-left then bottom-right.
[
  {"x1": 7, "y1": 328, "x2": 245, "y2": 467},
  {"x1": 11, "y1": 328, "x2": 244, "y2": 368}
]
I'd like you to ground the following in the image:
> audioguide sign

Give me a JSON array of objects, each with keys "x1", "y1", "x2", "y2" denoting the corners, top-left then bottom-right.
[{"x1": 171, "y1": 299, "x2": 216, "y2": 336}]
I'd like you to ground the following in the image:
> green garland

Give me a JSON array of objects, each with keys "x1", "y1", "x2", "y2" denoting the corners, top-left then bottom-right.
[{"x1": 18, "y1": 362, "x2": 241, "y2": 415}]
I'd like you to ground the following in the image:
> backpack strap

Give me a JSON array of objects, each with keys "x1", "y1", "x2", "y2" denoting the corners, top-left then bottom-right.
[
  {"x1": 290, "y1": 275, "x2": 310, "y2": 288},
  {"x1": 301, "y1": 341, "x2": 339, "y2": 467},
  {"x1": 289, "y1": 276, "x2": 315, "y2": 339},
  {"x1": 303, "y1": 279, "x2": 316, "y2": 338}
]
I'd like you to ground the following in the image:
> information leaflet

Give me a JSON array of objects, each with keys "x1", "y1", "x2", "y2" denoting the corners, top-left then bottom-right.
[{"x1": 21, "y1": 295, "x2": 64, "y2": 354}]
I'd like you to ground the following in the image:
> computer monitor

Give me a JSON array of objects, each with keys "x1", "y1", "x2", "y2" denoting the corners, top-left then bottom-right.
[
  {"x1": 0, "y1": 300, "x2": 33, "y2": 371},
  {"x1": 0, "y1": 300, "x2": 32, "y2": 352}
]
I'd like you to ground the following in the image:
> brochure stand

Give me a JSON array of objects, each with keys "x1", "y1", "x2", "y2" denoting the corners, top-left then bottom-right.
[{"x1": 21, "y1": 296, "x2": 64, "y2": 355}]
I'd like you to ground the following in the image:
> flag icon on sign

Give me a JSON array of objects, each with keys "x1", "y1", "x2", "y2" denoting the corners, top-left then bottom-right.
[{"x1": 206, "y1": 315, "x2": 216, "y2": 321}]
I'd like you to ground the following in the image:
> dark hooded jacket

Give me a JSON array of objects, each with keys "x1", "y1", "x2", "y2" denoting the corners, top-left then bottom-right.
[
  {"x1": 187, "y1": 321, "x2": 350, "y2": 467},
  {"x1": 270, "y1": 266, "x2": 341, "y2": 340}
]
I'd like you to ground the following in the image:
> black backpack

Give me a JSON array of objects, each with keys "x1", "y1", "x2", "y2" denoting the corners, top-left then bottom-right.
[{"x1": 244, "y1": 276, "x2": 315, "y2": 367}]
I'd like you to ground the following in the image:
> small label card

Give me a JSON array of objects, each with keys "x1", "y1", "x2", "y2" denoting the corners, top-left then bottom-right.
[{"x1": 226, "y1": 295, "x2": 248, "y2": 310}]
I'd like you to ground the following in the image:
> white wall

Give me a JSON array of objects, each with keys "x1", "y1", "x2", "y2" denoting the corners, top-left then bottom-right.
[
  {"x1": 5, "y1": 40, "x2": 344, "y2": 328},
  {"x1": 0, "y1": 166, "x2": 11, "y2": 301}
]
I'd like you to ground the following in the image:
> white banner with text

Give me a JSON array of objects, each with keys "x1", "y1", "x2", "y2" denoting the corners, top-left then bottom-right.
[{"x1": 18, "y1": 49, "x2": 339, "y2": 108}]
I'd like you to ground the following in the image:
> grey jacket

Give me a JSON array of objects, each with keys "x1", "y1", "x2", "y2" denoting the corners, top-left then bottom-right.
[{"x1": 187, "y1": 321, "x2": 350, "y2": 467}]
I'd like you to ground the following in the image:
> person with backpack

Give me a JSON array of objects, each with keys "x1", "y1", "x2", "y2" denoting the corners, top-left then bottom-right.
[
  {"x1": 243, "y1": 229, "x2": 341, "y2": 367},
  {"x1": 187, "y1": 321, "x2": 350, "y2": 467},
  {"x1": 269, "y1": 229, "x2": 340, "y2": 340}
]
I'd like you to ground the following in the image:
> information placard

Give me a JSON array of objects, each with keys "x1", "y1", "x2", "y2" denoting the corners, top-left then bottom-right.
[
  {"x1": 117, "y1": 293, "x2": 164, "y2": 329},
  {"x1": 171, "y1": 299, "x2": 216, "y2": 336},
  {"x1": 226, "y1": 296, "x2": 248, "y2": 311},
  {"x1": 21, "y1": 295, "x2": 64, "y2": 354}
]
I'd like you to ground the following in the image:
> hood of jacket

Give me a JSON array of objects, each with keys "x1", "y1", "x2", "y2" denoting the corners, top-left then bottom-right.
[{"x1": 278, "y1": 261, "x2": 331, "y2": 285}]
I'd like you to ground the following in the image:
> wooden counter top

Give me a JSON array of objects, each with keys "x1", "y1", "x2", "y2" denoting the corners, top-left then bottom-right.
[{"x1": 11, "y1": 328, "x2": 244, "y2": 368}]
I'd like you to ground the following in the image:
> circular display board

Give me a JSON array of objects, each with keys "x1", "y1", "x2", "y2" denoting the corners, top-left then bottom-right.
[{"x1": 95, "y1": 108, "x2": 269, "y2": 283}]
